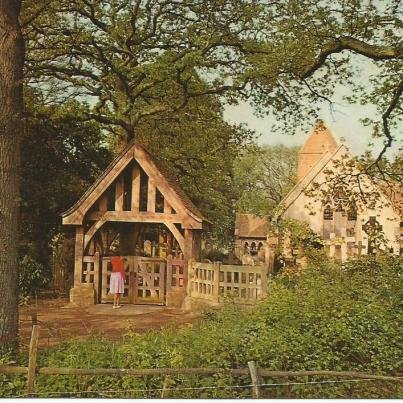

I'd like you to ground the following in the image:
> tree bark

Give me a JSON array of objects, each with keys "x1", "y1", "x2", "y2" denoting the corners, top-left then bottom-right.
[{"x1": 0, "y1": 0, "x2": 24, "y2": 353}]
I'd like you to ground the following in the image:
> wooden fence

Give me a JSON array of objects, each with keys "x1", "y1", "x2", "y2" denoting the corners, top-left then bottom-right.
[
  {"x1": 188, "y1": 262, "x2": 268, "y2": 303},
  {"x1": 0, "y1": 326, "x2": 401, "y2": 398}
]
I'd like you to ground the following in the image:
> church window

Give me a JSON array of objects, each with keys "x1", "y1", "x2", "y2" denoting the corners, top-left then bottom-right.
[
  {"x1": 335, "y1": 204, "x2": 344, "y2": 213},
  {"x1": 323, "y1": 205, "x2": 333, "y2": 220},
  {"x1": 244, "y1": 242, "x2": 249, "y2": 252},
  {"x1": 258, "y1": 242, "x2": 263, "y2": 250},
  {"x1": 250, "y1": 242, "x2": 257, "y2": 255},
  {"x1": 347, "y1": 209, "x2": 357, "y2": 221}
]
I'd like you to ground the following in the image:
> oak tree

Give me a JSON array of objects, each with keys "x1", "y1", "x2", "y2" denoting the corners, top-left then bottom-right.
[{"x1": 0, "y1": 0, "x2": 25, "y2": 353}]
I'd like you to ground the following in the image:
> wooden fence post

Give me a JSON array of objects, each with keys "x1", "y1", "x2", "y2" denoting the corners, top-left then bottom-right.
[
  {"x1": 214, "y1": 262, "x2": 220, "y2": 302},
  {"x1": 27, "y1": 325, "x2": 40, "y2": 396},
  {"x1": 248, "y1": 361, "x2": 261, "y2": 398},
  {"x1": 161, "y1": 375, "x2": 171, "y2": 398}
]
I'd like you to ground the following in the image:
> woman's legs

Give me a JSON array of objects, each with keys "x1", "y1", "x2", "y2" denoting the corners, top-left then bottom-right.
[{"x1": 116, "y1": 293, "x2": 121, "y2": 307}]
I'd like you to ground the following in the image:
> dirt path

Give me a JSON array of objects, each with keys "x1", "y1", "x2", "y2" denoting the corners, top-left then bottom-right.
[{"x1": 19, "y1": 298, "x2": 200, "y2": 349}]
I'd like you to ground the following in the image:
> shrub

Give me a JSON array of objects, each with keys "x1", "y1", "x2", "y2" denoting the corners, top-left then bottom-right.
[
  {"x1": 1, "y1": 256, "x2": 402, "y2": 398},
  {"x1": 19, "y1": 255, "x2": 50, "y2": 297}
]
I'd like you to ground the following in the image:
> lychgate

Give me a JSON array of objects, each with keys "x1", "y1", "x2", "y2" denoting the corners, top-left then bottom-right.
[{"x1": 62, "y1": 141, "x2": 207, "y2": 307}]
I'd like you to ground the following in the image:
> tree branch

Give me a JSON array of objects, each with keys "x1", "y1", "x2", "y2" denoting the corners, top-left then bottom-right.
[{"x1": 300, "y1": 36, "x2": 402, "y2": 79}]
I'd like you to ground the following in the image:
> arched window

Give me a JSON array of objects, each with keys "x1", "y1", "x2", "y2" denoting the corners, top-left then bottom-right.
[
  {"x1": 323, "y1": 205, "x2": 333, "y2": 220},
  {"x1": 250, "y1": 242, "x2": 258, "y2": 255},
  {"x1": 244, "y1": 242, "x2": 249, "y2": 252},
  {"x1": 347, "y1": 209, "x2": 357, "y2": 221},
  {"x1": 258, "y1": 242, "x2": 264, "y2": 250}
]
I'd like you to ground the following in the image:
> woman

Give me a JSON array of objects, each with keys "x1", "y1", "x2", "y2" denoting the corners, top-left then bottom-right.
[{"x1": 109, "y1": 254, "x2": 126, "y2": 309}]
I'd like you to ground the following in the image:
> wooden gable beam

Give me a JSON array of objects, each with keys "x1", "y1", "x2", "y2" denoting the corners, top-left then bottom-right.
[
  {"x1": 131, "y1": 164, "x2": 140, "y2": 211},
  {"x1": 63, "y1": 146, "x2": 135, "y2": 225},
  {"x1": 147, "y1": 178, "x2": 156, "y2": 213},
  {"x1": 84, "y1": 220, "x2": 107, "y2": 251},
  {"x1": 115, "y1": 176, "x2": 124, "y2": 211},
  {"x1": 134, "y1": 145, "x2": 202, "y2": 229},
  {"x1": 163, "y1": 198, "x2": 172, "y2": 214},
  {"x1": 165, "y1": 222, "x2": 185, "y2": 252},
  {"x1": 88, "y1": 211, "x2": 185, "y2": 224}
]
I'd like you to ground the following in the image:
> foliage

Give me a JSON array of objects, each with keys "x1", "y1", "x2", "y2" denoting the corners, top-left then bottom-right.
[
  {"x1": 20, "y1": 91, "x2": 113, "y2": 267},
  {"x1": 278, "y1": 219, "x2": 324, "y2": 250},
  {"x1": 234, "y1": 144, "x2": 299, "y2": 217},
  {"x1": 201, "y1": 249, "x2": 228, "y2": 263},
  {"x1": 23, "y1": 0, "x2": 260, "y2": 139},
  {"x1": 22, "y1": 0, "x2": 402, "y2": 167},
  {"x1": 1, "y1": 256, "x2": 402, "y2": 398},
  {"x1": 133, "y1": 95, "x2": 254, "y2": 246},
  {"x1": 18, "y1": 255, "x2": 49, "y2": 299}
]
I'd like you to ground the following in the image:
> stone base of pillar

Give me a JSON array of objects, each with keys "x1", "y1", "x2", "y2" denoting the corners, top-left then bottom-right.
[
  {"x1": 182, "y1": 296, "x2": 220, "y2": 312},
  {"x1": 166, "y1": 289, "x2": 187, "y2": 308},
  {"x1": 69, "y1": 285, "x2": 96, "y2": 306}
]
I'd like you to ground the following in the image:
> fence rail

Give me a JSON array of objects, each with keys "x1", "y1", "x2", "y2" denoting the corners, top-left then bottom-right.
[
  {"x1": 189, "y1": 262, "x2": 268, "y2": 303},
  {"x1": 0, "y1": 326, "x2": 401, "y2": 397}
]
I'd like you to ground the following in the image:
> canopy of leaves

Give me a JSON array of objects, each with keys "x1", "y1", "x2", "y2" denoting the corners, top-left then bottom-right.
[
  {"x1": 23, "y1": 0, "x2": 402, "y2": 156},
  {"x1": 20, "y1": 90, "x2": 112, "y2": 266},
  {"x1": 130, "y1": 95, "x2": 255, "y2": 245},
  {"x1": 234, "y1": 145, "x2": 298, "y2": 217}
]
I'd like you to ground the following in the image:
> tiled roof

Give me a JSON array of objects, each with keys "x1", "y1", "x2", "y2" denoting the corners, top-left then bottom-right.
[{"x1": 235, "y1": 213, "x2": 268, "y2": 238}]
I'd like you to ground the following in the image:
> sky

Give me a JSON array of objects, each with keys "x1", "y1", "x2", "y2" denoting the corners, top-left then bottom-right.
[
  {"x1": 223, "y1": 100, "x2": 387, "y2": 156},
  {"x1": 223, "y1": 59, "x2": 402, "y2": 159}
]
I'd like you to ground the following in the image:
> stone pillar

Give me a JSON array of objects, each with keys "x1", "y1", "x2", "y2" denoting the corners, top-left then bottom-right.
[{"x1": 70, "y1": 225, "x2": 96, "y2": 306}]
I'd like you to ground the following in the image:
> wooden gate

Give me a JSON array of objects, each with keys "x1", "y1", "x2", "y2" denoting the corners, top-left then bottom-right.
[{"x1": 101, "y1": 256, "x2": 166, "y2": 305}]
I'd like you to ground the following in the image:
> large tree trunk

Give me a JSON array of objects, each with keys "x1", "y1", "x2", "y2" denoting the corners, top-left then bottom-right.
[{"x1": 0, "y1": 0, "x2": 24, "y2": 353}]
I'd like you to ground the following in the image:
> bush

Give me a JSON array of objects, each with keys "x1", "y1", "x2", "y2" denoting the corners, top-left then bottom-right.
[
  {"x1": 1, "y1": 256, "x2": 402, "y2": 398},
  {"x1": 19, "y1": 255, "x2": 49, "y2": 298}
]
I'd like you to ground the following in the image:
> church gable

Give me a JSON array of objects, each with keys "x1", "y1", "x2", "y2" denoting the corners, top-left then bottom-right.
[
  {"x1": 297, "y1": 120, "x2": 339, "y2": 181},
  {"x1": 62, "y1": 142, "x2": 205, "y2": 229},
  {"x1": 278, "y1": 140, "x2": 400, "y2": 257}
]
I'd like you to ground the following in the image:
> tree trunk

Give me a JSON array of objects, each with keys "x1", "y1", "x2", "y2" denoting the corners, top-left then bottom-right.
[{"x1": 0, "y1": 0, "x2": 24, "y2": 353}]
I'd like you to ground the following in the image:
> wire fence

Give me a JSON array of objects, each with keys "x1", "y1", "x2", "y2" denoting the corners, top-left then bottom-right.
[
  {"x1": 12, "y1": 377, "x2": 403, "y2": 399},
  {"x1": 1, "y1": 325, "x2": 402, "y2": 398}
]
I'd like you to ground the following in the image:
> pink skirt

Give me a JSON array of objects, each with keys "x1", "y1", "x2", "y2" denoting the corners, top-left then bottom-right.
[{"x1": 109, "y1": 272, "x2": 125, "y2": 294}]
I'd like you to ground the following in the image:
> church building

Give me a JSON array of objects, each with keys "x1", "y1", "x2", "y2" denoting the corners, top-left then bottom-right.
[{"x1": 276, "y1": 121, "x2": 401, "y2": 261}]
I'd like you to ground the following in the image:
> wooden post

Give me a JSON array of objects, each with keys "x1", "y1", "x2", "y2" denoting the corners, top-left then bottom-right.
[
  {"x1": 131, "y1": 165, "x2": 140, "y2": 211},
  {"x1": 166, "y1": 255, "x2": 172, "y2": 295},
  {"x1": 214, "y1": 261, "x2": 220, "y2": 302},
  {"x1": 27, "y1": 325, "x2": 40, "y2": 396},
  {"x1": 94, "y1": 252, "x2": 100, "y2": 302},
  {"x1": 147, "y1": 178, "x2": 156, "y2": 212},
  {"x1": 98, "y1": 194, "x2": 108, "y2": 212},
  {"x1": 74, "y1": 226, "x2": 84, "y2": 287},
  {"x1": 163, "y1": 198, "x2": 171, "y2": 214},
  {"x1": 115, "y1": 176, "x2": 124, "y2": 211},
  {"x1": 248, "y1": 361, "x2": 261, "y2": 398},
  {"x1": 161, "y1": 376, "x2": 172, "y2": 398}
]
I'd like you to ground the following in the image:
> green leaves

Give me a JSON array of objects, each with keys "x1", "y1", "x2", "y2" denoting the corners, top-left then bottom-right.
[
  {"x1": 2, "y1": 256, "x2": 401, "y2": 398},
  {"x1": 18, "y1": 255, "x2": 49, "y2": 298}
]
